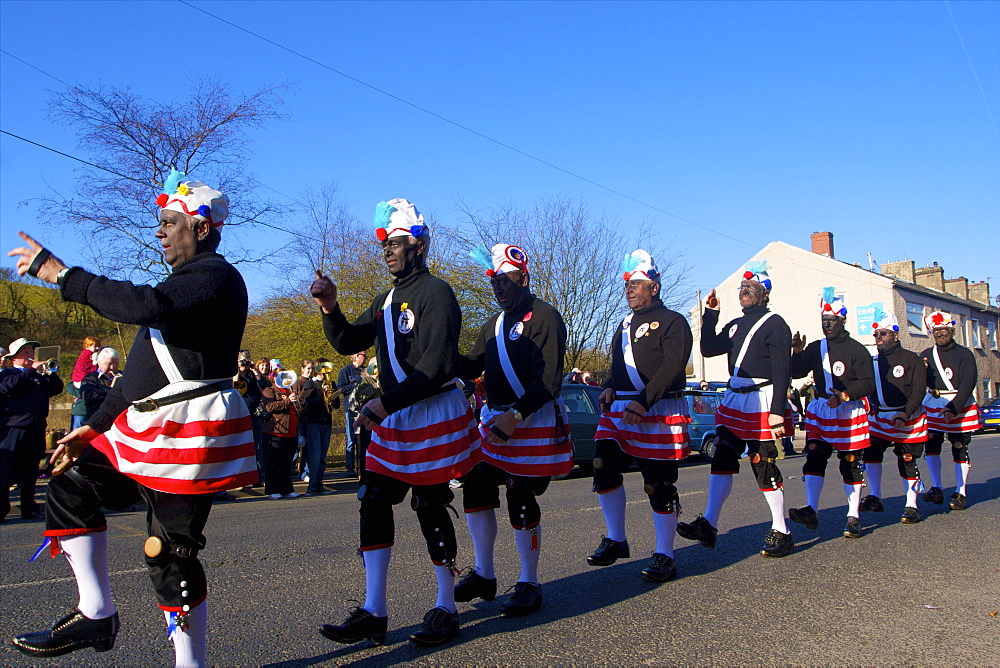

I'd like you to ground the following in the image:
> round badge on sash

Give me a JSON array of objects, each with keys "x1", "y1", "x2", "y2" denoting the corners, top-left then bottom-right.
[
  {"x1": 650, "y1": 321, "x2": 660, "y2": 330},
  {"x1": 832, "y1": 361, "x2": 846, "y2": 376},
  {"x1": 398, "y1": 309, "x2": 415, "y2": 334},
  {"x1": 509, "y1": 322, "x2": 524, "y2": 340},
  {"x1": 944, "y1": 367, "x2": 953, "y2": 380},
  {"x1": 728, "y1": 324, "x2": 738, "y2": 338},
  {"x1": 635, "y1": 323, "x2": 650, "y2": 341},
  {"x1": 892, "y1": 365, "x2": 905, "y2": 378}
]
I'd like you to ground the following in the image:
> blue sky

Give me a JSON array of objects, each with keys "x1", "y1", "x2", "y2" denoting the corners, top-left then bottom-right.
[{"x1": 2, "y1": 1, "x2": 998, "y2": 310}]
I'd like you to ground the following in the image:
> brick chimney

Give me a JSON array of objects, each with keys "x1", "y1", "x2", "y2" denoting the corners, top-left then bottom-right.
[
  {"x1": 969, "y1": 281, "x2": 991, "y2": 305},
  {"x1": 810, "y1": 231, "x2": 835, "y2": 258},
  {"x1": 944, "y1": 277, "x2": 969, "y2": 300},
  {"x1": 915, "y1": 263, "x2": 945, "y2": 292},
  {"x1": 881, "y1": 260, "x2": 915, "y2": 283}
]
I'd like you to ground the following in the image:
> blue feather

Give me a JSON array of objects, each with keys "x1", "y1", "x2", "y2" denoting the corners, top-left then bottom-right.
[
  {"x1": 373, "y1": 201, "x2": 396, "y2": 228},
  {"x1": 745, "y1": 259, "x2": 770, "y2": 274},
  {"x1": 822, "y1": 286, "x2": 836, "y2": 303},
  {"x1": 469, "y1": 244, "x2": 493, "y2": 271},
  {"x1": 620, "y1": 252, "x2": 641, "y2": 273},
  {"x1": 162, "y1": 168, "x2": 184, "y2": 195}
]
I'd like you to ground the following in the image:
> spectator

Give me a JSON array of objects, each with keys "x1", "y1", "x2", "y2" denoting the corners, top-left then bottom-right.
[
  {"x1": 69, "y1": 337, "x2": 101, "y2": 429},
  {"x1": 79, "y1": 347, "x2": 121, "y2": 421},
  {"x1": 564, "y1": 367, "x2": 584, "y2": 384},
  {"x1": 580, "y1": 371, "x2": 600, "y2": 387},
  {"x1": 294, "y1": 359, "x2": 317, "y2": 482},
  {"x1": 251, "y1": 358, "x2": 273, "y2": 483},
  {"x1": 336, "y1": 351, "x2": 368, "y2": 476},
  {"x1": 300, "y1": 359, "x2": 333, "y2": 495},
  {"x1": 699, "y1": 379, "x2": 710, "y2": 391},
  {"x1": 235, "y1": 351, "x2": 265, "y2": 488},
  {"x1": 0, "y1": 338, "x2": 63, "y2": 522},
  {"x1": 261, "y1": 372, "x2": 304, "y2": 499}
]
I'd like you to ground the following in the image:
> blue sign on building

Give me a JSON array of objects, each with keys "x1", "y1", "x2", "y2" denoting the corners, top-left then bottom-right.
[{"x1": 856, "y1": 302, "x2": 883, "y2": 336}]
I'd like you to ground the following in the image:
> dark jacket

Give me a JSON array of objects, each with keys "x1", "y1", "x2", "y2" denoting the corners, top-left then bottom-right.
[
  {"x1": 791, "y1": 331, "x2": 875, "y2": 401},
  {"x1": 920, "y1": 341, "x2": 978, "y2": 413},
  {"x1": 80, "y1": 370, "x2": 116, "y2": 421},
  {"x1": 0, "y1": 367, "x2": 64, "y2": 428},
  {"x1": 870, "y1": 342, "x2": 925, "y2": 417}
]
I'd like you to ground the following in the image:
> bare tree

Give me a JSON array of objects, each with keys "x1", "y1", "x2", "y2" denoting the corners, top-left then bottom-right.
[
  {"x1": 457, "y1": 196, "x2": 690, "y2": 369},
  {"x1": 31, "y1": 80, "x2": 288, "y2": 279}
]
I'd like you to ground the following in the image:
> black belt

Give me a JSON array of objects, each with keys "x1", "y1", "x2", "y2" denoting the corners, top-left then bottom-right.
[
  {"x1": 133, "y1": 380, "x2": 234, "y2": 413},
  {"x1": 727, "y1": 380, "x2": 773, "y2": 394}
]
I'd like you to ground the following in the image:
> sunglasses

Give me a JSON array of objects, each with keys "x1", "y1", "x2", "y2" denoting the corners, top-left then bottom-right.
[{"x1": 873, "y1": 331, "x2": 893, "y2": 338}]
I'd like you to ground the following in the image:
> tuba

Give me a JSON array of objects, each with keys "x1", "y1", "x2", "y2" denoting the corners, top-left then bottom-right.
[
  {"x1": 275, "y1": 370, "x2": 298, "y2": 389},
  {"x1": 316, "y1": 361, "x2": 335, "y2": 377}
]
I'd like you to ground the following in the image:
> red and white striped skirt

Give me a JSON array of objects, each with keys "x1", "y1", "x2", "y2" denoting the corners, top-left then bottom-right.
[
  {"x1": 369, "y1": 387, "x2": 481, "y2": 485},
  {"x1": 923, "y1": 393, "x2": 980, "y2": 434},
  {"x1": 804, "y1": 397, "x2": 870, "y2": 451},
  {"x1": 594, "y1": 396, "x2": 690, "y2": 461},
  {"x1": 716, "y1": 384, "x2": 793, "y2": 442},
  {"x1": 479, "y1": 399, "x2": 573, "y2": 477},
  {"x1": 92, "y1": 381, "x2": 257, "y2": 494},
  {"x1": 869, "y1": 409, "x2": 928, "y2": 444}
]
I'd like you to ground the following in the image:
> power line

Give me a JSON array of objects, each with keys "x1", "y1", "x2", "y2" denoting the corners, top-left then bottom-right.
[
  {"x1": 0, "y1": 49, "x2": 72, "y2": 87},
  {"x1": 943, "y1": 1, "x2": 999, "y2": 135},
  {"x1": 177, "y1": 0, "x2": 757, "y2": 250}
]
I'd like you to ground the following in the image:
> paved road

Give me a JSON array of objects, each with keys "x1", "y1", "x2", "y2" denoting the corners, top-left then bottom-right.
[{"x1": 2, "y1": 433, "x2": 999, "y2": 666}]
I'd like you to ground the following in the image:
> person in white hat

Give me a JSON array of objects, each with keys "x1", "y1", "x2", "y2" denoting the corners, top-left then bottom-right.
[
  {"x1": 8, "y1": 169, "x2": 255, "y2": 666},
  {"x1": 919, "y1": 311, "x2": 979, "y2": 510},
  {"x1": 312, "y1": 198, "x2": 480, "y2": 648},
  {"x1": 861, "y1": 310, "x2": 928, "y2": 523},
  {"x1": 677, "y1": 260, "x2": 796, "y2": 558},
  {"x1": 452, "y1": 243, "x2": 571, "y2": 617},
  {"x1": 585, "y1": 250, "x2": 692, "y2": 583},
  {"x1": 788, "y1": 288, "x2": 875, "y2": 539},
  {"x1": 0, "y1": 337, "x2": 63, "y2": 523}
]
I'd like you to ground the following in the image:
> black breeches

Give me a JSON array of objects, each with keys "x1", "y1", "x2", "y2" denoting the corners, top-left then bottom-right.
[
  {"x1": 925, "y1": 430, "x2": 971, "y2": 463},
  {"x1": 359, "y1": 470, "x2": 457, "y2": 565},
  {"x1": 592, "y1": 439, "x2": 680, "y2": 513},
  {"x1": 802, "y1": 440, "x2": 865, "y2": 484},
  {"x1": 710, "y1": 426, "x2": 784, "y2": 491},
  {"x1": 461, "y1": 462, "x2": 550, "y2": 529},
  {"x1": 865, "y1": 437, "x2": 925, "y2": 479}
]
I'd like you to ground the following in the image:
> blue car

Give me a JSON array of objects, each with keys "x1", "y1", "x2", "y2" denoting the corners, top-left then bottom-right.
[{"x1": 980, "y1": 398, "x2": 1000, "y2": 432}]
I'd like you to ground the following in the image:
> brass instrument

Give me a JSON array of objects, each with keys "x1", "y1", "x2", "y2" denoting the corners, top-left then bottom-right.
[
  {"x1": 234, "y1": 379, "x2": 248, "y2": 395},
  {"x1": 316, "y1": 361, "x2": 335, "y2": 376},
  {"x1": 41, "y1": 359, "x2": 59, "y2": 375},
  {"x1": 276, "y1": 370, "x2": 298, "y2": 389},
  {"x1": 35, "y1": 345, "x2": 61, "y2": 375}
]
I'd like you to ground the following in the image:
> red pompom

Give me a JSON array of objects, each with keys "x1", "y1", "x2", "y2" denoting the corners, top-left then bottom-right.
[
  {"x1": 823, "y1": 303, "x2": 832, "y2": 312},
  {"x1": 375, "y1": 228, "x2": 388, "y2": 242},
  {"x1": 872, "y1": 323, "x2": 878, "y2": 329},
  {"x1": 622, "y1": 272, "x2": 629, "y2": 281},
  {"x1": 744, "y1": 271, "x2": 753, "y2": 279},
  {"x1": 486, "y1": 269, "x2": 496, "y2": 277},
  {"x1": 156, "y1": 193, "x2": 168, "y2": 207}
]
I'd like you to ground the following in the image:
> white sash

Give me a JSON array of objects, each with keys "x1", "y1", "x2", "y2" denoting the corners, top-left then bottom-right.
[
  {"x1": 732, "y1": 312, "x2": 775, "y2": 376},
  {"x1": 620, "y1": 314, "x2": 644, "y2": 390},
  {"x1": 931, "y1": 346, "x2": 956, "y2": 393},
  {"x1": 820, "y1": 338, "x2": 834, "y2": 395},
  {"x1": 494, "y1": 313, "x2": 526, "y2": 398},
  {"x1": 381, "y1": 289, "x2": 406, "y2": 384},
  {"x1": 149, "y1": 328, "x2": 183, "y2": 383},
  {"x1": 870, "y1": 355, "x2": 902, "y2": 410}
]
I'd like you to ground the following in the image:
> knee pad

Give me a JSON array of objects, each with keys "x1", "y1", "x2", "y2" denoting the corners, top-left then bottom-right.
[
  {"x1": 143, "y1": 537, "x2": 206, "y2": 609},
  {"x1": 643, "y1": 481, "x2": 679, "y2": 514},
  {"x1": 506, "y1": 483, "x2": 541, "y2": 529},
  {"x1": 415, "y1": 504, "x2": 457, "y2": 565}
]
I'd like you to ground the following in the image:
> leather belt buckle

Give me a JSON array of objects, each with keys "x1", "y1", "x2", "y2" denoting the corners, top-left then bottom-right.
[{"x1": 133, "y1": 398, "x2": 159, "y2": 413}]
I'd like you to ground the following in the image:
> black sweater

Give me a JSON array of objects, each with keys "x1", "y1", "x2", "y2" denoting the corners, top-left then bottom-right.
[
  {"x1": 791, "y1": 331, "x2": 875, "y2": 401},
  {"x1": 459, "y1": 295, "x2": 566, "y2": 418},
  {"x1": 920, "y1": 341, "x2": 978, "y2": 413},
  {"x1": 870, "y1": 342, "x2": 925, "y2": 417},
  {"x1": 59, "y1": 252, "x2": 249, "y2": 433},
  {"x1": 322, "y1": 268, "x2": 462, "y2": 416},
  {"x1": 0, "y1": 367, "x2": 64, "y2": 429},
  {"x1": 701, "y1": 304, "x2": 791, "y2": 415},
  {"x1": 605, "y1": 301, "x2": 692, "y2": 409}
]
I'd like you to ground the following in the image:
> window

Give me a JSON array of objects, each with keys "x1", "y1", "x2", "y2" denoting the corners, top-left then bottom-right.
[
  {"x1": 982, "y1": 379, "x2": 992, "y2": 402},
  {"x1": 955, "y1": 316, "x2": 965, "y2": 345},
  {"x1": 970, "y1": 319, "x2": 981, "y2": 348},
  {"x1": 906, "y1": 302, "x2": 925, "y2": 336},
  {"x1": 988, "y1": 320, "x2": 998, "y2": 350},
  {"x1": 691, "y1": 394, "x2": 719, "y2": 415},
  {"x1": 562, "y1": 387, "x2": 597, "y2": 415}
]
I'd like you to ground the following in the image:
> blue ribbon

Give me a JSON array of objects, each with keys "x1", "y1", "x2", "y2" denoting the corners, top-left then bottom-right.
[{"x1": 29, "y1": 536, "x2": 51, "y2": 562}]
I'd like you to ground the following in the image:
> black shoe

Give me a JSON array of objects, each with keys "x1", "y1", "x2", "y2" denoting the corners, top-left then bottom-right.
[
  {"x1": 319, "y1": 607, "x2": 387, "y2": 646},
  {"x1": 586, "y1": 536, "x2": 630, "y2": 566},
  {"x1": 858, "y1": 495, "x2": 884, "y2": 513},
  {"x1": 788, "y1": 505, "x2": 819, "y2": 530},
  {"x1": 676, "y1": 515, "x2": 718, "y2": 549},
  {"x1": 901, "y1": 506, "x2": 921, "y2": 523},
  {"x1": 949, "y1": 493, "x2": 967, "y2": 510},
  {"x1": 923, "y1": 487, "x2": 944, "y2": 505},
  {"x1": 640, "y1": 553, "x2": 677, "y2": 583},
  {"x1": 20, "y1": 509, "x2": 45, "y2": 520},
  {"x1": 760, "y1": 529, "x2": 794, "y2": 558},
  {"x1": 12, "y1": 610, "x2": 119, "y2": 658},
  {"x1": 454, "y1": 569, "x2": 497, "y2": 603},
  {"x1": 409, "y1": 607, "x2": 459, "y2": 647},
  {"x1": 500, "y1": 582, "x2": 543, "y2": 617},
  {"x1": 843, "y1": 516, "x2": 862, "y2": 539}
]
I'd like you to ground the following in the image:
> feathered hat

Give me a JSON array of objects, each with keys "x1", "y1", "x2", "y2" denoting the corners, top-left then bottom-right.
[
  {"x1": 742, "y1": 259, "x2": 772, "y2": 291},
  {"x1": 924, "y1": 310, "x2": 955, "y2": 333},
  {"x1": 155, "y1": 168, "x2": 229, "y2": 228},
  {"x1": 470, "y1": 243, "x2": 528, "y2": 277},
  {"x1": 373, "y1": 198, "x2": 427, "y2": 242},
  {"x1": 871, "y1": 307, "x2": 899, "y2": 332},
  {"x1": 621, "y1": 249, "x2": 660, "y2": 282},
  {"x1": 820, "y1": 287, "x2": 847, "y2": 318}
]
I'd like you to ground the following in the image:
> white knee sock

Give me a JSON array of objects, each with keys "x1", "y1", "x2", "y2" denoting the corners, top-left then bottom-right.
[
  {"x1": 163, "y1": 600, "x2": 207, "y2": 668},
  {"x1": 434, "y1": 565, "x2": 456, "y2": 613},
  {"x1": 651, "y1": 510, "x2": 677, "y2": 557},
  {"x1": 903, "y1": 478, "x2": 918, "y2": 508},
  {"x1": 805, "y1": 474, "x2": 824, "y2": 509},
  {"x1": 60, "y1": 533, "x2": 115, "y2": 619},
  {"x1": 515, "y1": 526, "x2": 540, "y2": 584},
  {"x1": 845, "y1": 483, "x2": 861, "y2": 517},
  {"x1": 926, "y1": 454, "x2": 942, "y2": 488},
  {"x1": 703, "y1": 474, "x2": 733, "y2": 528},
  {"x1": 598, "y1": 485, "x2": 627, "y2": 542},
  {"x1": 955, "y1": 461, "x2": 970, "y2": 496},
  {"x1": 465, "y1": 509, "x2": 498, "y2": 579},
  {"x1": 362, "y1": 547, "x2": 391, "y2": 617},
  {"x1": 866, "y1": 463, "x2": 883, "y2": 498},
  {"x1": 762, "y1": 490, "x2": 788, "y2": 533}
]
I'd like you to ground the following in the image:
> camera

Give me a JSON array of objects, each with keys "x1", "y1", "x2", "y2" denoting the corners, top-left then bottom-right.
[{"x1": 239, "y1": 359, "x2": 252, "y2": 369}]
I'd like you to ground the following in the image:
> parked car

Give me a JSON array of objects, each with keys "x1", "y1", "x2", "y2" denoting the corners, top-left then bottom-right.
[
  {"x1": 560, "y1": 384, "x2": 720, "y2": 475},
  {"x1": 980, "y1": 398, "x2": 1000, "y2": 432}
]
